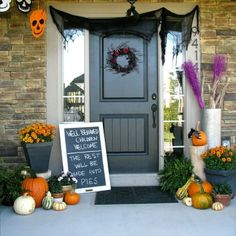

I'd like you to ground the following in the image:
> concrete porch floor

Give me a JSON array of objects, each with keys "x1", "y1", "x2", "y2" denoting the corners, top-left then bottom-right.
[{"x1": 0, "y1": 193, "x2": 235, "y2": 236}]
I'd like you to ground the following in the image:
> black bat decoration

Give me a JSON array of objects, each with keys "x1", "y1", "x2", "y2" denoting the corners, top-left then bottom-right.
[{"x1": 188, "y1": 128, "x2": 200, "y2": 139}]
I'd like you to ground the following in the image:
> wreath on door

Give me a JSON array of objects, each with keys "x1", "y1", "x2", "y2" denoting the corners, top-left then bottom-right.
[{"x1": 106, "y1": 43, "x2": 140, "y2": 76}]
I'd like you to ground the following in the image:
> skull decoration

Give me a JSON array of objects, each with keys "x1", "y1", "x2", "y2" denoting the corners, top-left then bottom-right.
[
  {"x1": 30, "y1": 9, "x2": 47, "y2": 38},
  {"x1": 0, "y1": 0, "x2": 11, "y2": 12},
  {"x1": 16, "y1": 0, "x2": 32, "y2": 13}
]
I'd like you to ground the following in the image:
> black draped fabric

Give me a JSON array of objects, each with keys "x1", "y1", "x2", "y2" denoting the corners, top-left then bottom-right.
[
  {"x1": 49, "y1": 5, "x2": 199, "y2": 64},
  {"x1": 159, "y1": 6, "x2": 199, "y2": 64}
]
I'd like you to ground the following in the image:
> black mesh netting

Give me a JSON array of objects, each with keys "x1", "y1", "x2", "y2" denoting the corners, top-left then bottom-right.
[{"x1": 49, "y1": 5, "x2": 199, "y2": 64}]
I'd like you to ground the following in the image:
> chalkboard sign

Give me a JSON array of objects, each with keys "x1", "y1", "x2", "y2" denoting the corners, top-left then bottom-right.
[{"x1": 59, "y1": 122, "x2": 110, "y2": 193}]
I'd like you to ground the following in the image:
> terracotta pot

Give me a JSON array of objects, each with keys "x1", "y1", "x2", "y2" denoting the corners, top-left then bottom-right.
[
  {"x1": 213, "y1": 194, "x2": 233, "y2": 206},
  {"x1": 52, "y1": 192, "x2": 64, "y2": 202}
]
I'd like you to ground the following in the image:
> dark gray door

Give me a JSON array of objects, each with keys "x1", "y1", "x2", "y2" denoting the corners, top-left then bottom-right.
[{"x1": 90, "y1": 28, "x2": 158, "y2": 174}]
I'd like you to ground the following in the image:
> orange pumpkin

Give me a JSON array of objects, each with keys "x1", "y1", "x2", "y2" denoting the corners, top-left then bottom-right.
[
  {"x1": 192, "y1": 131, "x2": 207, "y2": 146},
  {"x1": 188, "y1": 121, "x2": 207, "y2": 146},
  {"x1": 22, "y1": 177, "x2": 48, "y2": 208},
  {"x1": 64, "y1": 191, "x2": 80, "y2": 205},
  {"x1": 188, "y1": 181, "x2": 213, "y2": 197}
]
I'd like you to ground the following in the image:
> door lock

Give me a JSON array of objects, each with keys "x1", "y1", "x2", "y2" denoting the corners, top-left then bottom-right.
[{"x1": 151, "y1": 93, "x2": 157, "y2": 100}]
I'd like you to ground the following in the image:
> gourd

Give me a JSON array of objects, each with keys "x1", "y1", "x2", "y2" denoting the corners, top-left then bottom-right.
[
  {"x1": 182, "y1": 197, "x2": 192, "y2": 207},
  {"x1": 42, "y1": 191, "x2": 54, "y2": 210},
  {"x1": 188, "y1": 121, "x2": 207, "y2": 146},
  {"x1": 191, "y1": 188, "x2": 213, "y2": 209},
  {"x1": 53, "y1": 201, "x2": 67, "y2": 211},
  {"x1": 176, "y1": 175, "x2": 195, "y2": 200},
  {"x1": 13, "y1": 193, "x2": 36, "y2": 215},
  {"x1": 64, "y1": 191, "x2": 80, "y2": 205},
  {"x1": 22, "y1": 177, "x2": 49, "y2": 208},
  {"x1": 188, "y1": 181, "x2": 213, "y2": 197},
  {"x1": 212, "y1": 202, "x2": 224, "y2": 211}
]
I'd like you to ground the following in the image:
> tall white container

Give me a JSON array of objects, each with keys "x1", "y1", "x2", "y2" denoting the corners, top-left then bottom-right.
[{"x1": 202, "y1": 109, "x2": 221, "y2": 148}]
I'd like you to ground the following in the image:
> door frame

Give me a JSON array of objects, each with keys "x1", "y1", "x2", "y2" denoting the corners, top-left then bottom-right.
[{"x1": 46, "y1": 1, "x2": 199, "y2": 185}]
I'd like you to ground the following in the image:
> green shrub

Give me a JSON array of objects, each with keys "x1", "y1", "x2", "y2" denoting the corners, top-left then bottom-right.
[{"x1": 159, "y1": 154, "x2": 193, "y2": 194}]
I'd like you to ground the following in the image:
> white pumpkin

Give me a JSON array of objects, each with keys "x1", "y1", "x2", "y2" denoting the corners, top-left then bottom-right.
[
  {"x1": 182, "y1": 197, "x2": 192, "y2": 207},
  {"x1": 53, "y1": 201, "x2": 67, "y2": 211},
  {"x1": 13, "y1": 193, "x2": 36, "y2": 215},
  {"x1": 212, "y1": 202, "x2": 224, "y2": 211}
]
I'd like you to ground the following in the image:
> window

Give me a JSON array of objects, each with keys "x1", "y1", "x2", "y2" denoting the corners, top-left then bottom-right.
[
  {"x1": 163, "y1": 31, "x2": 184, "y2": 156},
  {"x1": 63, "y1": 30, "x2": 85, "y2": 122}
]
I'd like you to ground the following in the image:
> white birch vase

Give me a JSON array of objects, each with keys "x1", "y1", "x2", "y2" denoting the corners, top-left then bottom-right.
[{"x1": 201, "y1": 109, "x2": 221, "y2": 148}]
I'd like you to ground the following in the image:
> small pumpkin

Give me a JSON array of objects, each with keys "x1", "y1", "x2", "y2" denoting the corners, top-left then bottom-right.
[
  {"x1": 53, "y1": 201, "x2": 67, "y2": 211},
  {"x1": 192, "y1": 192, "x2": 213, "y2": 209},
  {"x1": 42, "y1": 191, "x2": 54, "y2": 210},
  {"x1": 182, "y1": 197, "x2": 192, "y2": 207},
  {"x1": 188, "y1": 181, "x2": 213, "y2": 197},
  {"x1": 212, "y1": 202, "x2": 224, "y2": 211},
  {"x1": 22, "y1": 177, "x2": 49, "y2": 208},
  {"x1": 188, "y1": 121, "x2": 207, "y2": 146},
  {"x1": 13, "y1": 193, "x2": 36, "y2": 215},
  {"x1": 64, "y1": 191, "x2": 80, "y2": 205}
]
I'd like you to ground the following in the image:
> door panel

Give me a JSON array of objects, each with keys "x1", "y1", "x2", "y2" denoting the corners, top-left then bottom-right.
[
  {"x1": 90, "y1": 26, "x2": 158, "y2": 174},
  {"x1": 102, "y1": 115, "x2": 147, "y2": 153},
  {"x1": 102, "y1": 34, "x2": 146, "y2": 100}
]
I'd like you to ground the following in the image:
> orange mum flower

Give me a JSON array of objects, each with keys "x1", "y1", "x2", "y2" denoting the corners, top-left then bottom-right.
[
  {"x1": 216, "y1": 151, "x2": 221, "y2": 158},
  {"x1": 19, "y1": 122, "x2": 56, "y2": 144},
  {"x1": 221, "y1": 157, "x2": 226, "y2": 162}
]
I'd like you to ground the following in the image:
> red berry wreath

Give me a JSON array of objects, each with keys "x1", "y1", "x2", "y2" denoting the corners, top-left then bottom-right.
[{"x1": 106, "y1": 45, "x2": 139, "y2": 75}]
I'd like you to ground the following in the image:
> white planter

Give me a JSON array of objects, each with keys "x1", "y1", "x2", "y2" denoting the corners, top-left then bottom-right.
[{"x1": 201, "y1": 109, "x2": 221, "y2": 148}]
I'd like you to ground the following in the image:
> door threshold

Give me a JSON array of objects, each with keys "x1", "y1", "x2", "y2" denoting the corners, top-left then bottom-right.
[{"x1": 110, "y1": 173, "x2": 159, "y2": 187}]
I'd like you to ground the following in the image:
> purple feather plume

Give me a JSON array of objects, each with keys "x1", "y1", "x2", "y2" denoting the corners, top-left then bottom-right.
[
  {"x1": 182, "y1": 61, "x2": 204, "y2": 109},
  {"x1": 212, "y1": 55, "x2": 227, "y2": 81}
]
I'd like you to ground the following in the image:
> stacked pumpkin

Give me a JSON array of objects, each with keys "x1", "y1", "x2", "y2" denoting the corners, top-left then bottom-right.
[
  {"x1": 13, "y1": 176, "x2": 80, "y2": 215},
  {"x1": 188, "y1": 121, "x2": 207, "y2": 147},
  {"x1": 176, "y1": 122, "x2": 225, "y2": 211},
  {"x1": 176, "y1": 175, "x2": 224, "y2": 211}
]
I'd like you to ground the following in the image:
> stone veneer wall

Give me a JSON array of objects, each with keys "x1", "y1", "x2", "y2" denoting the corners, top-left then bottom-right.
[{"x1": 0, "y1": 0, "x2": 235, "y2": 165}]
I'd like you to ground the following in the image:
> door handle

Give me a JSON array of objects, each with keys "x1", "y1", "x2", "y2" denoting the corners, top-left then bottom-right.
[{"x1": 151, "y1": 104, "x2": 157, "y2": 128}]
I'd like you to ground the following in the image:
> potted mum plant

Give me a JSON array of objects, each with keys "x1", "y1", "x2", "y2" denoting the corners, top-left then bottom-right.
[
  {"x1": 212, "y1": 182, "x2": 233, "y2": 206},
  {"x1": 18, "y1": 122, "x2": 56, "y2": 173},
  {"x1": 201, "y1": 145, "x2": 236, "y2": 193}
]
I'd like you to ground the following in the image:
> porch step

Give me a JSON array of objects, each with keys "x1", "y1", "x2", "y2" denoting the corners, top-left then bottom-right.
[
  {"x1": 0, "y1": 145, "x2": 26, "y2": 168},
  {"x1": 110, "y1": 173, "x2": 160, "y2": 186},
  {"x1": 0, "y1": 145, "x2": 17, "y2": 156},
  {"x1": 0, "y1": 155, "x2": 26, "y2": 168}
]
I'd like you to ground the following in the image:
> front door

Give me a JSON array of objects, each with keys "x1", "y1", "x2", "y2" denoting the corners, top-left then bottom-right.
[{"x1": 90, "y1": 24, "x2": 159, "y2": 174}]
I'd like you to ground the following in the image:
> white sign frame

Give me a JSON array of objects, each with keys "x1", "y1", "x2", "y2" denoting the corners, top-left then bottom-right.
[{"x1": 59, "y1": 122, "x2": 111, "y2": 193}]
